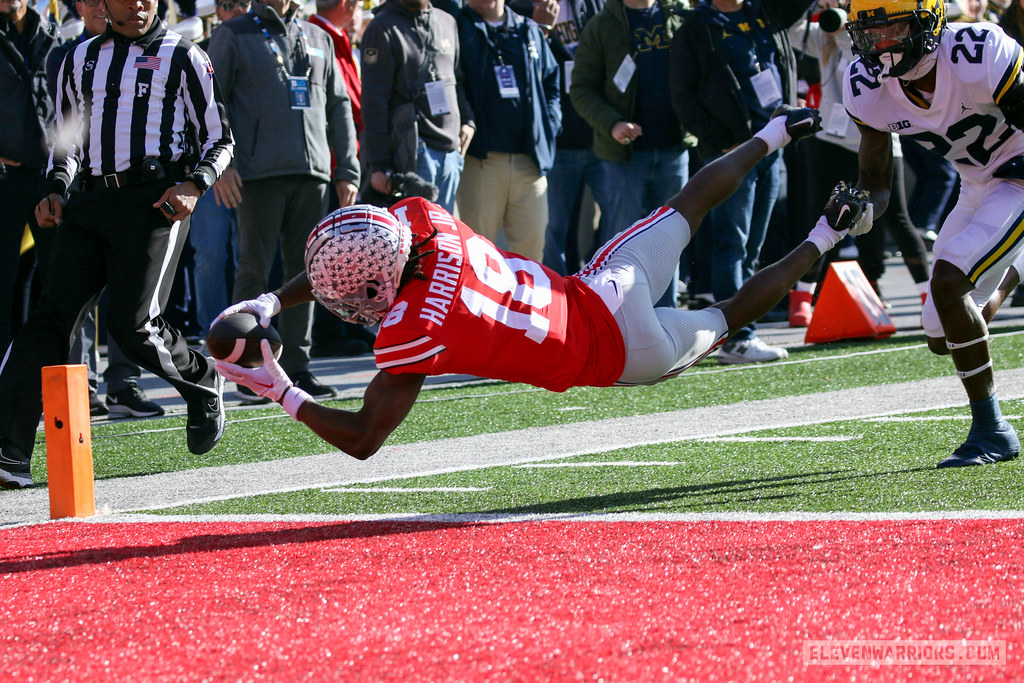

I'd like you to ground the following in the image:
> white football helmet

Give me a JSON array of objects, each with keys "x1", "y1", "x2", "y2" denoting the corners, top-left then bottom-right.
[{"x1": 304, "y1": 205, "x2": 412, "y2": 326}]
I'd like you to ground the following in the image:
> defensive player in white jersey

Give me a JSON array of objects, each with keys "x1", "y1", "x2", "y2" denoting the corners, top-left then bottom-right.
[
  {"x1": 213, "y1": 107, "x2": 868, "y2": 461},
  {"x1": 843, "y1": 0, "x2": 1024, "y2": 467}
]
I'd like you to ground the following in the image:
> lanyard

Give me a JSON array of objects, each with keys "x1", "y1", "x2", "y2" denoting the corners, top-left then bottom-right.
[
  {"x1": 419, "y1": 9, "x2": 443, "y2": 81},
  {"x1": 251, "y1": 13, "x2": 311, "y2": 80},
  {"x1": 484, "y1": 20, "x2": 513, "y2": 66}
]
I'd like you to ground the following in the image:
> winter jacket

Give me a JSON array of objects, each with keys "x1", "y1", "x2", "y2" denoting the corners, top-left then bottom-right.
[
  {"x1": 509, "y1": 0, "x2": 605, "y2": 149},
  {"x1": 206, "y1": 0, "x2": 359, "y2": 184},
  {"x1": 436, "y1": 0, "x2": 561, "y2": 173},
  {"x1": 670, "y1": 0, "x2": 813, "y2": 158},
  {"x1": 569, "y1": 0, "x2": 689, "y2": 162},
  {"x1": 0, "y1": 7, "x2": 62, "y2": 169},
  {"x1": 360, "y1": 0, "x2": 472, "y2": 174}
]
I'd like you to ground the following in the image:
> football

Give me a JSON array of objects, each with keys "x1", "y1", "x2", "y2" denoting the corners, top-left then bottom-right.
[{"x1": 206, "y1": 312, "x2": 283, "y2": 368}]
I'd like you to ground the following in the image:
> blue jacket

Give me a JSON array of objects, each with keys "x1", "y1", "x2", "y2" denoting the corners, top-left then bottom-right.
[
  {"x1": 509, "y1": 0, "x2": 605, "y2": 149},
  {"x1": 670, "y1": 0, "x2": 813, "y2": 157},
  {"x1": 437, "y1": 0, "x2": 561, "y2": 174}
]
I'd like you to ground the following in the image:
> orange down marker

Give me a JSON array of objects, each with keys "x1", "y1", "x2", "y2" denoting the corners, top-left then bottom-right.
[{"x1": 41, "y1": 364, "x2": 95, "y2": 519}]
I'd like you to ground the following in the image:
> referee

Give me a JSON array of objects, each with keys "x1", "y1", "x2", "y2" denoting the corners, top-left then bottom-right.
[{"x1": 0, "y1": 0, "x2": 234, "y2": 489}]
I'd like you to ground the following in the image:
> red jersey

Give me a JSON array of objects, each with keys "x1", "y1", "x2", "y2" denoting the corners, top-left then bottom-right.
[{"x1": 374, "y1": 198, "x2": 626, "y2": 391}]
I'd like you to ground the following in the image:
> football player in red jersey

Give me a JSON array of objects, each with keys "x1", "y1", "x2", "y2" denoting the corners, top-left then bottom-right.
[{"x1": 215, "y1": 106, "x2": 869, "y2": 460}]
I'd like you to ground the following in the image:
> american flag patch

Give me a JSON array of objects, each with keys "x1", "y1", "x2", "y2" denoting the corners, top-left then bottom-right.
[
  {"x1": 134, "y1": 56, "x2": 162, "y2": 70},
  {"x1": 205, "y1": 62, "x2": 214, "y2": 76}
]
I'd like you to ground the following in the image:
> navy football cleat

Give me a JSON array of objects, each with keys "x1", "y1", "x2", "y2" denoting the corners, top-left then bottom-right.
[{"x1": 937, "y1": 420, "x2": 1020, "y2": 468}]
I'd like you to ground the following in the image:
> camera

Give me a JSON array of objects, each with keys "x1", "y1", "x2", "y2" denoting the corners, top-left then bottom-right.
[{"x1": 818, "y1": 6, "x2": 848, "y2": 33}]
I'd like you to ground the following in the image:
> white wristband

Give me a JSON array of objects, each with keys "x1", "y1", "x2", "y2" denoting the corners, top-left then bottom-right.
[
  {"x1": 805, "y1": 215, "x2": 847, "y2": 255},
  {"x1": 752, "y1": 116, "x2": 791, "y2": 154},
  {"x1": 281, "y1": 386, "x2": 313, "y2": 419}
]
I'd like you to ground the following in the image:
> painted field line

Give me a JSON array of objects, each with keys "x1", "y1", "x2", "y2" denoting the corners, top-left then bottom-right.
[
  {"x1": 697, "y1": 436, "x2": 859, "y2": 442},
  {"x1": 3, "y1": 367, "x2": 1024, "y2": 527},
  {"x1": 866, "y1": 414, "x2": 1022, "y2": 423},
  {"x1": 687, "y1": 328, "x2": 1024, "y2": 377},
  {"x1": 68, "y1": 509, "x2": 1024, "y2": 525},
  {"x1": 512, "y1": 461, "x2": 684, "y2": 468},
  {"x1": 321, "y1": 486, "x2": 491, "y2": 493}
]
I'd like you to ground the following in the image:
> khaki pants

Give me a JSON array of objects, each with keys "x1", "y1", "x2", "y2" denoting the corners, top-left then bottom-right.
[{"x1": 456, "y1": 152, "x2": 548, "y2": 261}]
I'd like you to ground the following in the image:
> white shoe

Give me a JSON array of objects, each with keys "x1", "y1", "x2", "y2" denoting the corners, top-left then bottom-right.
[{"x1": 718, "y1": 338, "x2": 789, "y2": 365}]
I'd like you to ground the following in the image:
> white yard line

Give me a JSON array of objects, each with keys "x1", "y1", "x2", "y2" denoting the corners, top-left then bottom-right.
[
  {"x1": 3, "y1": 367, "x2": 1024, "y2": 528},
  {"x1": 697, "y1": 436, "x2": 859, "y2": 442},
  {"x1": 512, "y1": 461, "x2": 685, "y2": 468},
  {"x1": 321, "y1": 486, "x2": 492, "y2": 493}
]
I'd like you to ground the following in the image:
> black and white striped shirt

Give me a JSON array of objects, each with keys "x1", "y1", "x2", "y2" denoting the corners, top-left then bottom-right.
[{"x1": 47, "y1": 20, "x2": 233, "y2": 191}]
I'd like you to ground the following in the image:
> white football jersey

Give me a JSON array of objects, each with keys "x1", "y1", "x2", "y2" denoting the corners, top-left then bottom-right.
[{"x1": 843, "y1": 22, "x2": 1024, "y2": 185}]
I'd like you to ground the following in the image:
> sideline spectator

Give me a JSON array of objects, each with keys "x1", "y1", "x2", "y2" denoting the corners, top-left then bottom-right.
[
  {"x1": 438, "y1": 0, "x2": 561, "y2": 262},
  {"x1": 311, "y1": 0, "x2": 363, "y2": 134},
  {"x1": 360, "y1": 0, "x2": 475, "y2": 213},
  {"x1": 187, "y1": 0, "x2": 249, "y2": 340},
  {"x1": 0, "y1": 0, "x2": 233, "y2": 488},
  {"x1": 207, "y1": 0, "x2": 361, "y2": 403},
  {"x1": 310, "y1": 0, "x2": 379, "y2": 357},
  {"x1": 0, "y1": 0, "x2": 61, "y2": 353},
  {"x1": 570, "y1": 0, "x2": 691, "y2": 309},
  {"x1": 511, "y1": 0, "x2": 606, "y2": 275},
  {"x1": 670, "y1": 0, "x2": 812, "y2": 364}
]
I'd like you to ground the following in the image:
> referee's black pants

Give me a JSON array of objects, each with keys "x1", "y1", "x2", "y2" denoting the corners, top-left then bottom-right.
[{"x1": 0, "y1": 180, "x2": 218, "y2": 461}]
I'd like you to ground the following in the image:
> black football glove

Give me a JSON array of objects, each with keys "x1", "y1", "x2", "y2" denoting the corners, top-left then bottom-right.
[
  {"x1": 823, "y1": 181, "x2": 872, "y2": 234},
  {"x1": 769, "y1": 105, "x2": 822, "y2": 143}
]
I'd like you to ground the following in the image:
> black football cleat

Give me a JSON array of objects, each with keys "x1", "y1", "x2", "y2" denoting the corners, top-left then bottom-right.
[{"x1": 187, "y1": 373, "x2": 225, "y2": 455}]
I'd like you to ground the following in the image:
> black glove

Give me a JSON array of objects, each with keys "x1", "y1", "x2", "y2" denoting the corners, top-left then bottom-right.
[
  {"x1": 770, "y1": 104, "x2": 823, "y2": 143},
  {"x1": 823, "y1": 181, "x2": 871, "y2": 233}
]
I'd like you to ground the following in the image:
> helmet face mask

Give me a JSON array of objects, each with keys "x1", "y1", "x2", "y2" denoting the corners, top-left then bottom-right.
[
  {"x1": 847, "y1": 0, "x2": 945, "y2": 79},
  {"x1": 304, "y1": 205, "x2": 412, "y2": 326}
]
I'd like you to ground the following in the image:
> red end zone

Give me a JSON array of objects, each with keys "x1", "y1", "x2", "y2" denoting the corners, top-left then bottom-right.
[{"x1": 1, "y1": 519, "x2": 1019, "y2": 680}]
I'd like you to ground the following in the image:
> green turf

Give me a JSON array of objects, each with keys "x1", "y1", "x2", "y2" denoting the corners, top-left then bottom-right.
[
  {"x1": 29, "y1": 329, "x2": 1024, "y2": 490},
  {"x1": 150, "y1": 401, "x2": 1024, "y2": 516}
]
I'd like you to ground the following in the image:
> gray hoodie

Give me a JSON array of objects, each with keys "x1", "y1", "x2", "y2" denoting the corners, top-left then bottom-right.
[{"x1": 207, "y1": 0, "x2": 359, "y2": 184}]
